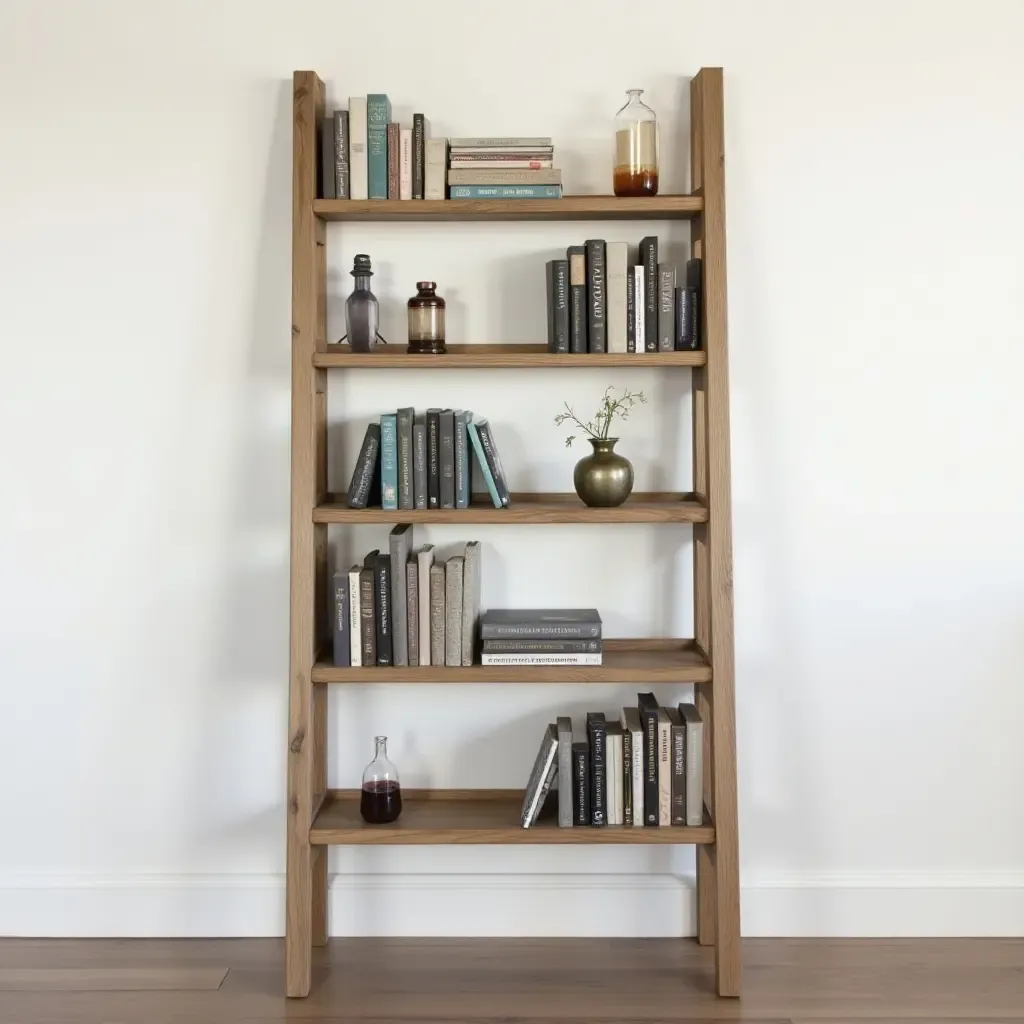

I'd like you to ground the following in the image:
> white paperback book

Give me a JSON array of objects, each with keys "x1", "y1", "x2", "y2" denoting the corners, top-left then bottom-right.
[
  {"x1": 417, "y1": 545, "x2": 434, "y2": 665},
  {"x1": 606, "y1": 242, "x2": 628, "y2": 354},
  {"x1": 348, "y1": 96, "x2": 368, "y2": 200},
  {"x1": 399, "y1": 128, "x2": 413, "y2": 200},
  {"x1": 348, "y1": 565, "x2": 362, "y2": 667},
  {"x1": 633, "y1": 265, "x2": 646, "y2": 355},
  {"x1": 606, "y1": 726, "x2": 622, "y2": 825}
]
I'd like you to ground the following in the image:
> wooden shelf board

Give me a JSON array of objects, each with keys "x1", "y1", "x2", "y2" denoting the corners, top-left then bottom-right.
[
  {"x1": 313, "y1": 343, "x2": 706, "y2": 369},
  {"x1": 313, "y1": 195, "x2": 703, "y2": 223},
  {"x1": 310, "y1": 789, "x2": 715, "y2": 845},
  {"x1": 312, "y1": 638, "x2": 710, "y2": 684},
  {"x1": 314, "y1": 491, "x2": 707, "y2": 525}
]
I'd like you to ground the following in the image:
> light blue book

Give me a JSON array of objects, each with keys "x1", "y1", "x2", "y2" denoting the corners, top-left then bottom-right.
[
  {"x1": 449, "y1": 185, "x2": 562, "y2": 199},
  {"x1": 367, "y1": 94, "x2": 391, "y2": 200},
  {"x1": 467, "y1": 417, "x2": 501, "y2": 509},
  {"x1": 380, "y1": 413, "x2": 398, "y2": 509}
]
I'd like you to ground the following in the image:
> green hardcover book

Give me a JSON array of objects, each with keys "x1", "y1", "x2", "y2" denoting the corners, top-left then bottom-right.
[
  {"x1": 380, "y1": 413, "x2": 398, "y2": 510},
  {"x1": 367, "y1": 94, "x2": 392, "y2": 199}
]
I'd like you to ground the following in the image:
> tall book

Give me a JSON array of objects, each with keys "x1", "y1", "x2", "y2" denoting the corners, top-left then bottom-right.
[
  {"x1": 567, "y1": 245, "x2": 587, "y2": 354},
  {"x1": 480, "y1": 609, "x2": 601, "y2": 639},
  {"x1": 621, "y1": 707, "x2": 644, "y2": 827},
  {"x1": 633, "y1": 265, "x2": 645, "y2": 355},
  {"x1": 439, "y1": 409, "x2": 456, "y2": 509},
  {"x1": 334, "y1": 109, "x2": 349, "y2": 198},
  {"x1": 346, "y1": 423, "x2": 380, "y2": 508},
  {"x1": 373, "y1": 551, "x2": 392, "y2": 666},
  {"x1": 586, "y1": 711, "x2": 607, "y2": 826},
  {"x1": 454, "y1": 410, "x2": 470, "y2": 509},
  {"x1": 585, "y1": 239, "x2": 606, "y2": 353},
  {"x1": 319, "y1": 117, "x2": 336, "y2": 199},
  {"x1": 626, "y1": 262, "x2": 635, "y2": 354},
  {"x1": 348, "y1": 565, "x2": 362, "y2": 667},
  {"x1": 572, "y1": 724, "x2": 590, "y2": 826},
  {"x1": 657, "y1": 707, "x2": 671, "y2": 825},
  {"x1": 359, "y1": 556, "x2": 376, "y2": 666},
  {"x1": 675, "y1": 286, "x2": 694, "y2": 351},
  {"x1": 686, "y1": 257, "x2": 703, "y2": 349},
  {"x1": 399, "y1": 128, "x2": 413, "y2": 200},
  {"x1": 473, "y1": 419, "x2": 510, "y2": 507},
  {"x1": 367, "y1": 94, "x2": 391, "y2": 199},
  {"x1": 606, "y1": 242, "x2": 628, "y2": 354},
  {"x1": 679, "y1": 702, "x2": 705, "y2": 826},
  {"x1": 397, "y1": 407, "x2": 414, "y2": 510},
  {"x1": 380, "y1": 413, "x2": 398, "y2": 510},
  {"x1": 460, "y1": 540, "x2": 481, "y2": 667},
  {"x1": 606, "y1": 722, "x2": 623, "y2": 826},
  {"x1": 467, "y1": 417, "x2": 502, "y2": 508},
  {"x1": 444, "y1": 553, "x2": 464, "y2": 666},
  {"x1": 425, "y1": 138, "x2": 447, "y2": 199},
  {"x1": 348, "y1": 96, "x2": 368, "y2": 201},
  {"x1": 388, "y1": 524, "x2": 413, "y2": 668},
  {"x1": 386, "y1": 122, "x2": 400, "y2": 199},
  {"x1": 658, "y1": 264, "x2": 676, "y2": 353},
  {"x1": 621, "y1": 721, "x2": 633, "y2": 826},
  {"x1": 417, "y1": 545, "x2": 434, "y2": 665},
  {"x1": 640, "y1": 236, "x2": 658, "y2": 352},
  {"x1": 426, "y1": 408, "x2": 441, "y2": 508},
  {"x1": 546, "y1": 259, "x2": 569, "y2": 354},
  {"x1": 412, "y1": 113, "x2": 428, "y2": 199},
  {"x1": 637, "y1": 693, "x2": 660, "y2": 825},
  {"x1": 428, "y1": 561, "x2": 446, "y2": 666},
  {"x1": 413, "y1": 415, "x2": 427, "y2": 509},
  {"x1": 331, "y1": 571, "x2": 350, "y2": 667},
  {"x1": 556, "y1": 716, "x2": 573, "y2": 828},
  {"x1": 665, "y1": 706, "x2": 686, "y2": 826},
  {"x1": 520, "y1": 723, "x2": 558, "y2": 828},
  {"x1": 406, "y1": 559, "x2": 419, "y2": 667}
]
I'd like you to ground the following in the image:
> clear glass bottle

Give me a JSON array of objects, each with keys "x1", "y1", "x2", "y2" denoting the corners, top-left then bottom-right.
[
  {"x1": 345, "y1": 253, "x2": 380, "y2": 352},
  {"x1": 360, "y1": 735, "x2": 402, "y2": 823},
  {"x1": 613, "y1": 89, "x2": 659, "y2": 197},
  {"x1": 407, "y1": 282, "x2": 446, "y2": 354}
]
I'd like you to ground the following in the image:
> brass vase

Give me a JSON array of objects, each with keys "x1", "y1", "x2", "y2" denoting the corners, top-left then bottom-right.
[{"x1": 573, "y1": 438, "x2": 634, "y2": 507}]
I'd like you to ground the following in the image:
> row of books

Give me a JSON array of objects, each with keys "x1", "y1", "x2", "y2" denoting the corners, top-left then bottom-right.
[
  {"x1": 331, "y1": 526, "x2": 480, "y2": 668},
  {"x1": 447, "y1": 138, "x2": 561, "y2": 200},
  {"x1": 546, "y1": 239, "x2": 702, "y2": 354},
  {"x1": 479, "y1": 608, "x2": 602, "y2": 666},
  {"x1": 521, "y1": 697, "x2": 705, "y2": 829},
  {"x1": 347, "y1": 410, "x2": 511, "y2": 511}
]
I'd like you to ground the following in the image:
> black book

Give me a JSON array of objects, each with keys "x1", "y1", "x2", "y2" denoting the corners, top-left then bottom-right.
[
  {"x1": 546, "y1": 259, "x2": 569, "y2": 353},
  {"x1": 397, "y1": 407, "x2": 414, "y2": 510},
  {"x1": 674, "y1": 286, "x2": 694, "y2": 351},
  {"x1": 412, "y1": 113, "x2": 427, "y2": 200},
  {"x1": 331, "y1": 571, "x2": 350, "y2": 667},
  {"x1": 413, "y1": 415, "x2": 427, "y2": 509},
  {"x1": 622, "y1": 724, "x2": 633, "y2": 826},
  {"x1": 373, "y1": 551, "x2": 392, "y2": 666},
  {"x1": 640, "y1": 236, "x2": 658, "y2": 352},
  {"x1": 334, "y1": 110, "x2": 349, "y2": 199},
  {"x1": 666, "y1": 706, "x2": 686, "y2": 826},
  {"x1": 572, "y1": 727, "x2": 590, "y2": 826},
  {"x1": 626, "y1": 266, "x2": 636, "y2": 353},
  {"x1": 319, "y1": 116, "x2": 336, "y2": 199},
  {"x1": 686, "y1": 257, "x2": 703, "y2": 348},
  {"x1": 567, "y1": 245, "x2": 587, "y2": 354},
  {"x1": 481, "y1": 638, "x2": 601, "y2": 654},
  {"x1": 637, "y1": 692, "x2": 660, "y2": 825},
  {"x1": 585, "y1": 239, "x2": 606, "y2": 353},
  {"x1": 346, "y1": 423, "x2": 381, "y2": 508},
  {"x1": 439, "y1": 409, "x2": 455, "y2": 509},
  {"x1": 426, "y1": 408, "x2": 441, "y2": 509},
  {"x1": 586, "y1": 711, "x2": 607, "y2": 825},
  {"x1": 474, "y1": 419, "x2": 511, "y2": 507},
  {"x1": 359, "y1": 558, "x2": 376, "y2": 666}
]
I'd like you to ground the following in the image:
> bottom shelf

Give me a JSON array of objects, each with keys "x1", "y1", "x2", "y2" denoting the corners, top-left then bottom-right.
[{"x1": 310, "y1": 789, "x2": 716, "y2": 845}]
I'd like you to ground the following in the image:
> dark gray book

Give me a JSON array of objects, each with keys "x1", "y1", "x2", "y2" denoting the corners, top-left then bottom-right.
[
  {"x1": 622, "y1": 723, "x2": 633, "y2": 826},
  {"x1": 320, "y1": 117, "x2": 336, "y2": 199},
  {"x1": 406, "y1": 560, "x2": 419, "y2": 667},
  {"x1": 679, "y1": 702, "x2": 705, "y2": 826},
  {"x1": 359, "y1": 560, "x2": 376, "y2": 666},
  {"x1": 557, "y1": 716, "x2": 573, "y2": 827},
  {"x1": 481, "y1": 638, "x2": 601, "y2": 654},
  {"x1": 474, "y1": 419, "x2": 510, "y2": 507},
  {"x1": 412, "y1": 113, "x2": 427, "y2": 199},
  {"x1": 373, "y1": 551, "x2": 391, "y2": 666},
  {"x1": 572, "y1": 725, "x2": 589, "y2": 825},
  {"x1": 640, "y1": 235, "x2": 658, "y2": 352},
  {"x1": 346, "y1": 423, "x2": 380, "y2": 508},
  {"x1": 480, "y1": 608, "x2": 601, "y2": 639},
  {"x1": 658, "y1": 263, "x2": 676, "y2": 352},
  {"x1": 637, "y1": 692, "x2": 660, "y2": 825},
  {"x1": 331, "y1": 571, "x2": 350, "y2": 667},
  {"x1": 586, "y1": 712, "x2": 607, "y2": 826},
  {"x1": 567, "y1": 245, "x2": 587, "y2": 354},
  {"x1": 429, "y1": 562, "x2": 446, "y2": 666},
  {"x1": 444, "y1": 553, "x2": 464, "y2": 666},
  {"x1": 413, "y1": 416, "x2": 427, "y2": 509},
  {"x1": 389, "y1": 524, "x2": 413, "y2": 667},
  {"x1": 439, "y1": 409, "x2": 455, "y2": 509},
  {"x1": 460, "y1": 540, "x2": 481, "y2": 666},
  {"x1": 666, "y1": 707, "x2": 686, "y2": 825},
  {"x1": 334, "y1": 109, "x2": 349, "y2": 199},
  {"x1": 426, "y1": 408, "x2": 441, "y2": 509},
  {"x1": 585, "y1": 239, "x2": 606, "y2": 353},
  {"x1": 521, "y1": 723, "x2": 558, "y2": 827},
  {"x1": 454, "y1": 410, "x2": 469, "y2": 508},
  {"x1": 397, "y1": 407, "x2": 414, "y2": 510},
  {"x1": 686, "y1": 257, "x2": 703, "y2": 349},
  {"x1": 675, "y1": 286, "x2": 693, "y2": 351},
  {"x1": 546, "y1": 259, "x2": 569, "y2": 353},
  {"x1": 626, "y1": 265, "x2": 636, "y2": 353}
]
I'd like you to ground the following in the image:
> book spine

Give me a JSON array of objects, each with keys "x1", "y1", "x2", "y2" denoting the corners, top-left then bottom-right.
[
  {"x1": 417, "y1": 545, "x2": 434, "y2": 666},
  {"x1": 425, "y1": 138, "x2": 447, "y2": 199},
  {"x1": 587, "y1": 714, "x2": 606, "y2": 826},
  {"x1": 449, "y1": 147, "x2": 554, "y2": 157},
  {"x1": 426, "y1": 409, "x2": 441, "y2": 508},
  {"x1": 545, "y1": 261, "x2": 556, "y2": 352},
  {"x1": 622, "y1": 726, "x2": 633, "y2": 827},
  {"x1": 626, "y1": 264, "x2": 635, "y2": 354},
  {"x1": 557, "y1": 717, "x2": 573, "y2": 828},
  {"x1": 374, "y1": 552, "x2": 391, "y2": 666},
  {"x1": 552, "y1": 259, "x2": 569, "y2": 353},
  {"x1": 332, "y1": 572, "x2": 350, "y2": 667},
  {"x1": 334, "y1": 110, "x2": 349, "y2": 199},
  {"x1": 640, "y1": 236, "x2": 658, "y2": 352},
  {"x1": 449, "y1": 136, "x2": 553, "y2": 148},
  {"x1": 454, "y1": 411, "x2": 470, "y2": 508},
  {"x1": 475, "y1": 420, "x2": 510, "y2": 507},
  {"x1": 447, "y1": 169, "x2": 562, "y2": 186},
  {"x1": 479, "y1": 653, "x2": 603, "y2": 666},
  {"x1": 480, "y1": 638, "x2": 601, "y2": 653},
  {"x1": 367, "y1": 94, "x2": 391, "y2": 199},
  {"x1": 359, "y1": 567, "x2": 376, "y2": 665},
  {"x1": 632, "y1": 725, "x2": 644, "y2": 826},
  {"x1": 406, "y1": 560, "x2": 419, "y2": 667},
  {"x1": 444, "y1": 556, "x2": 464, "y2": 667},
  {"x1": 380, "y1": 414, "x2": 398, "y2": 510},
  {"x1": 585, "y1": 239, "x2": 606, "y2": 353},
  {"x1": 429, "y1": 562, "x2": 446, "y2": 666},
  {"x1": 681, "y1": 704, "x2": 705, "y2": 826},
  {"x1": 413, "y1": 417, "x2": 427, "y2": 509},
  {"x1": 460, "y1": 540, "x2": 480, "y2": 666},
  {"x1": 467, "y1": 420, "x2": 501, "y2": 508},
  {"x1": 412, "y1": 113, "x2": 426, "y2": 199},
  {"x1": 606, "y1": 242, "x2": 628, "y2": 354},
  {"x1": 638, "y1": 696, "x2": 659, "y2": 825},
  {"x1": 674, "y1": 286, "x2": 690, "y2": 351},
  {"x1": 348, "y1": 97, "x2": 368, "y2": 201},
  {"x1": 346, "y1": 424, "x2": 380, "y2": 508},
  {"x1": 572, "y1": 740, "x2": 590, "y2": 826},
  {"x1": 399, "y1": 128, "x2": 413, "y2": 200},
  {"x1": 686, "y1": 257, "x2": 702, "y2": 350},
  {"x1": 527, "y1": 759, "x2": 558, "y2": 827},
  {"x1": 449, "y1": 185, "x2": 562, "y2": 199},
  {"x1": 348, "y1": 567, "x2": 362, "y2": 667},
  {"x1": 633, "y1": 266, "x2": 645, "y2": 355},
  {"x1": 480, "y1": 621, "x2": 602, "y2": 640},
  {"x1": 397, "y1": 407, "x2": 414, "y2": 510},
  {"x1": 671, "y1": 714, "x2": 686, "y2": 825},
  {"x1": 567, "y1": 246, "x2": 587, "y2": 354},
  {"x1": 388, "y1": 525, "x2": 411, "y2": 668},
  {"x1": 450, "y1": 156, "x2": 554, "y2": 168},
  {"x1": 320, "y1": 117, "x2": 336, "y2": 199},
  {"x1": 658, "y1": 710, "x2": 672, "y2": 825},
  {"x1": 386, "y1": 123, "x2": 400, "y2": 198},
  {"x1": 439, "y1": 410, "x2": 455, "y2": 509},
  {"x1": 658, "y1": 264, "x2": 676, "y2": 353}
]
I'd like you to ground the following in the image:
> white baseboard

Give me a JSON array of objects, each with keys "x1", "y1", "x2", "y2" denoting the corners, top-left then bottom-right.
[{"x1": 2, "y1": 872, "x2": 1023, "y2": 938}]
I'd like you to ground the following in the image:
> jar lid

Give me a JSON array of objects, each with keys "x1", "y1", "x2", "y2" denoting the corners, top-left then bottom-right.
[
  {"x1": 416, "y1": 281, "x2": 436, "y2": 290},
  {"x1": 351, "y1": 254, "x2": 373, "y2": 276}
]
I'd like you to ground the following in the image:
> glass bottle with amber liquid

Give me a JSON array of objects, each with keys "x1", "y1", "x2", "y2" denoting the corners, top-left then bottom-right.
[{"x1": 613, "y1": 89, "x2": 659, "y2": 197}]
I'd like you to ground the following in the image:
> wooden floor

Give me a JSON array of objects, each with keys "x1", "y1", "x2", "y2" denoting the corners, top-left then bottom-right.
[{"x1": 0, "y1": 937, "x2": 1022, "y2": 1022}]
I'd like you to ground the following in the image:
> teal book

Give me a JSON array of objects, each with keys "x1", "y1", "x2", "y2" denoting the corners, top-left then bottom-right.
[
  {"x1": 449, "y1": 185, "x2": 562, "y2": 199},
  {"x1": 467, "y1": 417, "x2": 501, "y2": 509},
  {"x1": 380, "y1": 413, "x2": 398, "y2": 509},
  {"x1": 367, "y1": 94, "x2": 391, "y2": 199}
]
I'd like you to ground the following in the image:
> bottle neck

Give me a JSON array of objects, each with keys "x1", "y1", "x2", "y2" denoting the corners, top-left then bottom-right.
[
  {"x1": 353, "y1": 273, "x2": 372, "y2": 291},
  {"x1": 374, "y1": 736, "x2": 388, "y2": 760}
]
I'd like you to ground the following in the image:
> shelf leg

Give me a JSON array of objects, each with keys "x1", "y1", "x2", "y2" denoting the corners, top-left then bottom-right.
[
  {"x1": 285, "y1": 837, "x2": 314, "y2": 997},
  {"x1": 312, "y1": 846, "x2": 328, "y2": 947}
]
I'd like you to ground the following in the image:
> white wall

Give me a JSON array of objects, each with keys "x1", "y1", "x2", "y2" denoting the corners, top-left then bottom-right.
[{"x1": 2, "y1": 0, "x2": 1023, "y2": 938}]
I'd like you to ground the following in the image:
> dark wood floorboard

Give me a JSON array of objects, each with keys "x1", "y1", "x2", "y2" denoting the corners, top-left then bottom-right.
[{"x1": 0, "y1": 938, "x2": 1022, "y2": 1022}]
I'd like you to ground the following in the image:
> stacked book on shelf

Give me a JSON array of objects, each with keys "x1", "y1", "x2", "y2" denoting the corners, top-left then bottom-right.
[
  {"x1": 521, "y1": 697, "x2": 705, "y2": 829},
  {"x1": 546, "y1": 238, "x2": 702, "y2": 354},
  {"x1": 479, "y1": 609, "x2": 602, "y2": 665},
  {"x1": 447, "y1": 137, "x2": 561, "y2": 200},
  {"x1": 332, "y1": 526, "x2": 481, "y2": 668},
  {"x1": 347, "y1": 409, "x2": 511, "y2": 511}
]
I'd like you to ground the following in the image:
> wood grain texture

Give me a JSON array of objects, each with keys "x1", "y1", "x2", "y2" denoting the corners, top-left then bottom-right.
[
  {"x1": 310, "y1": 790, "x2": 715, "y2": 845},
  {"x1": 0, "y1": 968, "x2": 227, "y2": 991},
  {"x1": 314, "y1": 195, "x2": 702, "y2": 222},
  {"x1": 311, "y1": 638, "x2": 711, "y2": 684},
  {"x1": 315, "y1": 491, "x2": 707, "y2": 524},
  {"x1": 314, "y1": 343, "x2": 707, "y2": 369}
]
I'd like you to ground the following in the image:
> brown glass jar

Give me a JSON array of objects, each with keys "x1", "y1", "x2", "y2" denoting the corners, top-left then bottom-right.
[{"x1": 407, "y1": 282, "x2": 446, "y2": 354}]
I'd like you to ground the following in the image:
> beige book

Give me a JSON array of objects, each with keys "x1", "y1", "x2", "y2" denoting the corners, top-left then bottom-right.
[{"x1": 425, "y1": 138, "x2": 447, "y2": 200}]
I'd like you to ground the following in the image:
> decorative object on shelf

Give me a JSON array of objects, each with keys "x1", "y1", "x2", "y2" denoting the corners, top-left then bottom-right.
[
  {"x1": 613, "y1": 89, "x2": 659, "y2": 197},
  {"x1": 407, "y1": 282, "x2": 446, "y2": 354},
  {"x1": 360, "y1": 735, "x2": 402, "y2": 823},
  {"x1": 341, "y1": 254, "x2": 387, "y2": 352},
  {"x1": 555, "y1": 387, "x2": 646, "y2": 507}
]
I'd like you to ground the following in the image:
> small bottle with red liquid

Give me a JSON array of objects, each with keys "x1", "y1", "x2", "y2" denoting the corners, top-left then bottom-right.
[{"x1": 360, "y1": 735, "x2": 402, "y2": 824}]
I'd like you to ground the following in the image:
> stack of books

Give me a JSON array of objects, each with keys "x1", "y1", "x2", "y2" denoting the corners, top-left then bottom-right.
[
  {"x1": 520, "y1": 698, "x2": 705, "y2": 829},
  {"x1": 479, "y1": 609, "x2": 602, "y2": 665},
  {"x1": 546, "y1": 238, "x2": 702, "y2": 354},
  {"x1": 447, "y1": 137, "x2": 561, "y2": 200},
  {"x1": 347, "y1": 409, "x2": 511, "y2": 511}
]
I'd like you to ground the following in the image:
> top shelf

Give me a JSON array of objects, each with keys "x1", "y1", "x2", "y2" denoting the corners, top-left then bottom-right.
[{"x1": 313, "y1": 195, "x2": 703, "y2": 223}]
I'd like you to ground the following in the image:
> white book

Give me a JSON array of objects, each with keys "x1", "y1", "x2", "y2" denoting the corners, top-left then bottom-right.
[
  {"x1": 348, "y1": 97, "x2": 368, "y2": 200},
  {"x1": 679, "y1": 702, "x2": 705, "y2": 826},
  {"x1": 658, "y1": 708, "x2": 672, "y2": 825},
  {"x1": 606, "y1": 726, "x2": 622, "y2": 825},
  {"x1": 606, "y1": 242, "x2": 628, "y2": 354},
  {"x1": 480, "y1": 653, "x2": 602, "y2": 666},
  {"x1": 425, "y1": 138, "x2": 447, "y2": 200},
  {"x1": 417, "y1": 545, "x2": 434, "y2": 665},
  {"x1": 620, "y1": 707, "x2": 644, "y2": 826},
  {"x1": 348, "y1": 565, "x2": 362, "y2": 667},
  {"x1": 633, "y1": 266, "x2": 646, "y2": 356},
  {"x1": 399, "y1": 128, "x2": 413, "y2": 200}
]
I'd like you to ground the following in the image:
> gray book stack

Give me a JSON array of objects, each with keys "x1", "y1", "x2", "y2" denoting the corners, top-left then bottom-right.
[{"x1": 479, "y1": 609, "x2": 602, "y2": 666}]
